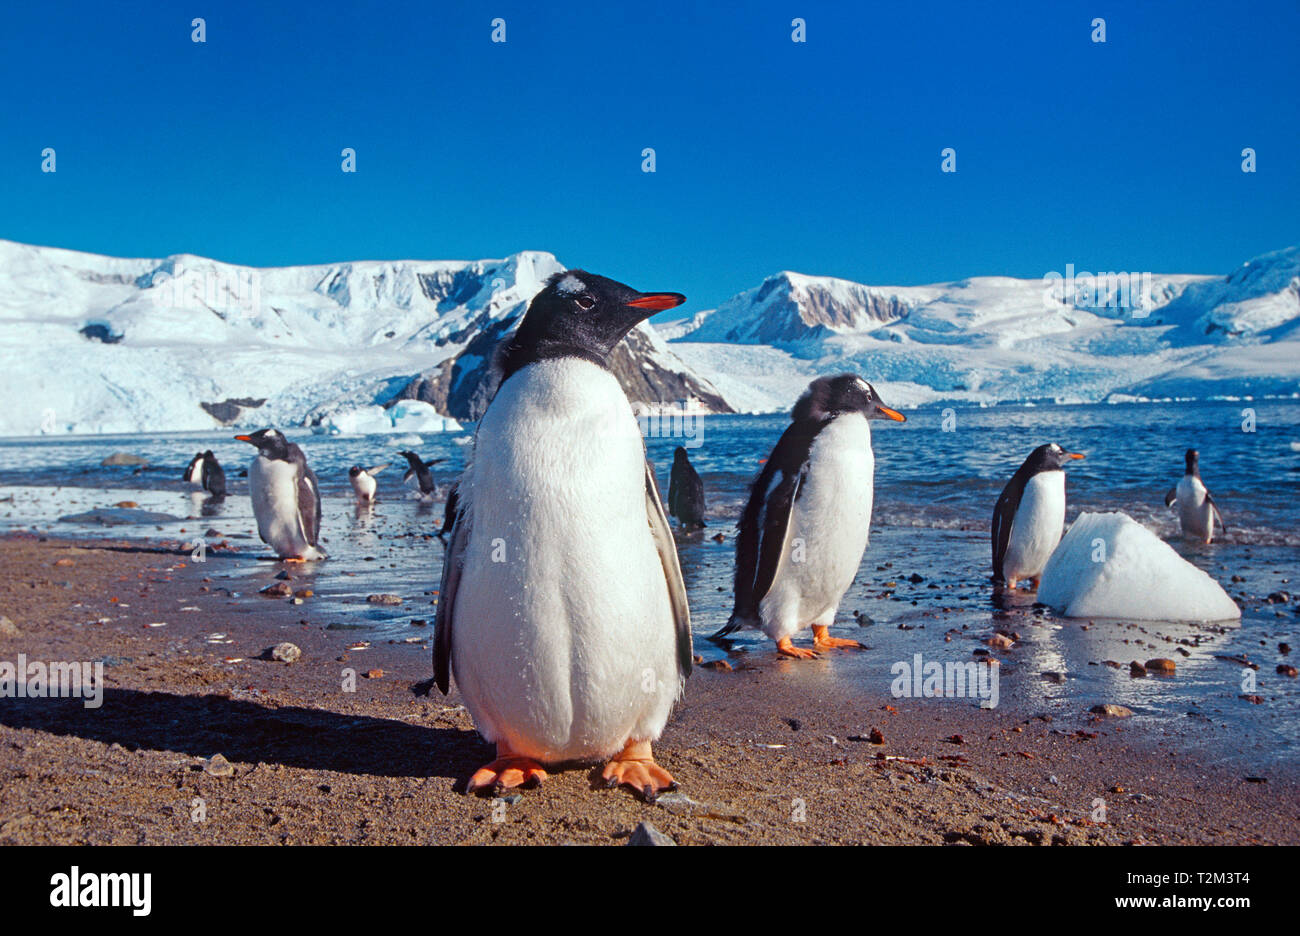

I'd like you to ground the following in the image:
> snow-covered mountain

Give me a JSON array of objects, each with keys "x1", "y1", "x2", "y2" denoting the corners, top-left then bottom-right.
[
  {"x1": 0, "y1": 240, "x2": 729, "y2": 436},
  {"x1": 665, "y1": 247, "x2": 1300, "y2": 412}
]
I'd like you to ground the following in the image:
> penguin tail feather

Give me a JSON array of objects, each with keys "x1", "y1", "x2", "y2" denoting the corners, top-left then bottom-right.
[{"x1": 710, "y1": 612, "x2": 747, "y2": 642}]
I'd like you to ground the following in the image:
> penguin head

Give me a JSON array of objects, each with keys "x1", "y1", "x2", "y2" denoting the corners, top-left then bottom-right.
[
  {"x1": 500, "y1": 271, "x2": 685, "y2": 377},
  {"x1": 1185, "y1": 448, "x2": 1200, "y2": 475},
  {"x1": 234, "y1": 428, "x2": 290, "y2": 461},
  {"x1": 348, "y1": 465, "x2": 364, "y2": 478},
  {"x1": 202, "y1": 450, "x2": 216, "y2": 460},
  {"x1": 1026, "y1": 442, "x2": 1085, "y2": 472},
  {"x1": 792, "y1": 374, "x2": 906, "y2": 424},
  {"x1": 673, "y1": 446, "x2": 690, "y2": 464}
]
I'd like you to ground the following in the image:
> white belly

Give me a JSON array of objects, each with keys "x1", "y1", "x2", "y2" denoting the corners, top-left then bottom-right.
[
  {"x1": 1176, "y1": 475, "x2": 1214, "y2": 540},
  {"x1": 760, "y1": 414, "x2": 875, "y2": 640},
  {"x1": 451, "y1": 359, "x2": 679, "y2": 763},
  {"x1": 351, "y1": 473, "x2": 377, "y2": 500},
  {"x1": 1003, "y1": 471, "x2": 1066, "y2": 582},
  {"x1": 249, "y1": 456, "x2": 318, "y2": 559},
  {"x1": 186, "y1": 460, "x2": 203, "y2": 485}
]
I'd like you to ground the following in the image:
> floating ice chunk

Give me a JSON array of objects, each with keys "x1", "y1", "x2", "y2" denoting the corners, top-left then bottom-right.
[
  {"x1": 389, "y1": 400, "x2": 463, "y2": 433},
  {"x1": 324, "y1": 405, "x2": 392, "y2": 435},
  {"x1": 1039, "y1": 511, "x2": 1240, "y2": 621}
]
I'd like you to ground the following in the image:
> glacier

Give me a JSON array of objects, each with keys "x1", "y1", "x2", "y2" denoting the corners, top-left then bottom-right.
[
  {"x1": 1, "y1": 238, "x2": 1296, "y2": 434},
  {"x1": 0, "y1": 240, "x2": 727, "y2": 436},
  {"x1": 663, "y1": 246, "x2": 1300, "y2": 412}
]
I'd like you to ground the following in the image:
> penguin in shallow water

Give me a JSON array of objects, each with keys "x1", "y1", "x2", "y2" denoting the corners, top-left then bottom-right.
[
  {"x1": 435, "y1": 270, "x2": 691, "y2": 800},
  {"x1": 712, "y1": 374, "x2": 906, "y2": 658},
  {"x1": 398, "y1": 451, "x2": 445, "y2": 500},
  {"x1": 235, "y1": 429, "x2": 326, "y2": 561},
  {"x1": 1165, "y1": 448, "x2": 1226, "y2": 544},
  {"x1": 991, "y1": 443, "x2": 1085, "y2": 590},
  {"x1": 667, "y1": 446, "x2": 706, "y2": 529},
  {"x1": 348, "y1": 463, "x2": 390, "y2": 502},
  {"x1": 182, "y1": 451, "x2": 226, "y2": 496}
]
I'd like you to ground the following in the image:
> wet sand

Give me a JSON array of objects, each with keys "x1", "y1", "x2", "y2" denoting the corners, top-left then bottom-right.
[{"x1": 0, "y1": 533, "x2": 1295, "y2": 845}]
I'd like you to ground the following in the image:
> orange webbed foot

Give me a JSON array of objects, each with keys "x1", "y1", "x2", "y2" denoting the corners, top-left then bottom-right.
[
  {"x1": 777, "y1": 637, "x2": 819, "y2": 659},
  {"x1": 466, "y1": 749, "x2": 548, "y2": 795},
  {"x1": 811, "y1": 625, "x2": 863, "y2": 652},
  {"x1": 601, "y1": 740, "x2": 676, "y2": 802}
]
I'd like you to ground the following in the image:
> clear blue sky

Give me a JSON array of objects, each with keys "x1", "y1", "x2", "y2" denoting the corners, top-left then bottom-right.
[{"x1": 1, "y1": 0, "x2": 1296, "y2": 311}]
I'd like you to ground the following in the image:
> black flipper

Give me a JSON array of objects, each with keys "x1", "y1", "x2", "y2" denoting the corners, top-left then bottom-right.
[
  {"x1": 644, "y1": 460, "x2": 692, "y2": 677},
  {"x1": 1207, "y1": 492, "x2": 1227, "y2": 533},
  {"x1": 433, "y1": 496, "x2": 470, "y2": 694},
  {"x1": 713, "y1": 421, "x2": 816, "y2": 639},
  {"x1": 991, "y1": 465, "x2": 1031, "y2": 584},
  {"x1": 1164, "y1": 487, "x2": 1177, "y2": 508}
]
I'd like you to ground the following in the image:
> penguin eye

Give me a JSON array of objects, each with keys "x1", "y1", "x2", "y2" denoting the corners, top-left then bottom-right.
[{"x1": 575, "y1": 295, "x2": 595, "y2": 310}]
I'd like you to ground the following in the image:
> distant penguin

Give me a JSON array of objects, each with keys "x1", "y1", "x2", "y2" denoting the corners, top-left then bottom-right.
[
  {"x1": 435, "y1": 270, "x2": 691, "y2": 799},
  {"x1": 1165, "y1": 448, "x2": 1226, "y2": 544},
  {"x1": 348, "y1": 463, "x2": 390, "y2": 502},
  {"x1": 437, "y1": 480, "x2": 460, "y2": 539},
  {"x1": 991, "y1": 443, "x2": 1085, "y2": 590},
  {"x1": 667, "y1": 447, "x2": 706, "y2": 529},
  {"x1": 235, "y1": 429, "x2": 326, "y2": 561},
  {"x1": 398, "y1": 451, "x2": 445, "y2": 499},
  {"x1": 183, "y1": 451, "x2": 226, "y2": 496},
  {"x1": 712, "y1": 375, "x2": 906, "y2": 658}
]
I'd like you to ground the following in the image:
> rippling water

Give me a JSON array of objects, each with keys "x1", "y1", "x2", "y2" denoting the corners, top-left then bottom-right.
[{"x1": 1, "y1": 399, "x2": 1297, "y2": 766}]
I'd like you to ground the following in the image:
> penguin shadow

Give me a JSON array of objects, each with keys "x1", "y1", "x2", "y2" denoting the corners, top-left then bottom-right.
[
  {"x1": 198, "y1": 494, "x2": 226, "y2": 518},
  {"x1": 0, "y1": 688, "x2": 487, "y2": 781}
]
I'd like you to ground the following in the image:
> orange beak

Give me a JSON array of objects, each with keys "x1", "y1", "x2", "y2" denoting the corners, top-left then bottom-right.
[
  {"x1": 626, "y1": 292, "x2": 686, "y2": 311},
  {"x1": 1069, "y1": 452, "x2": 1085, "y2": 460},
  {"x1": 877, "y1": 405, "x2": 907, "y2": 422},
  {"x1": 234, "y1": 434, "x2": 253, "y2": 443}
]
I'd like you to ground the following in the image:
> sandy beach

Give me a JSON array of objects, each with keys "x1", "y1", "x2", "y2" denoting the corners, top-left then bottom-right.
[{"x1": 0, "y1": 532, "x2": 1294, "y2": 846}]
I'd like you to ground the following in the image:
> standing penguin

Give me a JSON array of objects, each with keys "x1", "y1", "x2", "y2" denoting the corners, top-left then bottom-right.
[
  {"x1": 1165, "y1": 448, "x2": 1226, "y2": 544},
  {"x1": 435, "y1": 270, "x2": 691, "y2": 800},
  {"x1": 667, "y1": 447, "x2": 707, "y2": 529},
  {"x1": 182, "y1": 451, "x2": 226, "y2": 496},
  {"x1": 712, "y1": 375, "x2": 906, "y2": 658},
  {"x1": 991, "y1": 443, "x2": 1085, "y2": 590},
  {"x1": 235, "y1": 429, "x2": 326, "y2": 561},
  {"x1": 348, "y1": 463, "x2": 390, "y2": 502},
  {"x1": 398, "y1": 451, "x2": 445, "y2": 500}
]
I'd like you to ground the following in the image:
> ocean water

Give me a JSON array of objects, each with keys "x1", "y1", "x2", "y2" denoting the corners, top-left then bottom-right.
[{"x1": 1, "y1": 399, "x2": 1297, "y2": 767}]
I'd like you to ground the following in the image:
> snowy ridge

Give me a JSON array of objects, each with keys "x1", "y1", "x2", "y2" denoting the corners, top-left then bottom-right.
[
  {"x1": 668, "y1": 247, "x2": 1300, "y2": 412},
  {"x1": 0, "y1": 241, "x2": 721, "y2": 435}
]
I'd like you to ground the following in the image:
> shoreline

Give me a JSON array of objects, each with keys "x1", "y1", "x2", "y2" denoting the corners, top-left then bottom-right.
[{"x1": 0, "y1": 532, "x2": 1295, "y2": 845}]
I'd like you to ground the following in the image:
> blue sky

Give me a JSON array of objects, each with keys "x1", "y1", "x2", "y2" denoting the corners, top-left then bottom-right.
[{"x1": 1, "y1": 0, "x2": 1297, "y2": 312}]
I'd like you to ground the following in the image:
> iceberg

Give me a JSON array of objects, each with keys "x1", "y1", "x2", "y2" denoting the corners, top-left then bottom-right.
[{"x1": 1038, "y1": 511, "x2": 1240, "y2": 621}]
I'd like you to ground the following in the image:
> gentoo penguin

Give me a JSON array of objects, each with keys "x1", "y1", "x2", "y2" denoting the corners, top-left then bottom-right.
[
  {"x1": 183, "y1": 452, "x2": 205, "y2": 486},
  {"x1": 435, "y1": 270, "x2": 691, "y2": 800},
  {"x1": 182, "y1": 451, "x2": 226, "y2": 496},
  {"x1": 712, "y1": 375, "x2": 906, "y2": 658},
  {"x1": 234, "y1": 429, "x2": 326, "y2": 561},
  {"x1": 1165, "y1": 448, "x2": 1226, "y2": 544},
  {"x1": 667, "y1": 446, "x2": 706, "y2": 529},
  {"x1": 348, "y1": 463, "x2": 390, "y2": 502},
  {"x1": 991, "y1": 443, "x2": 1085, "y2": 590},
  {"x1": 398, "y1": 451, "x2": 445, "y2": 499}
]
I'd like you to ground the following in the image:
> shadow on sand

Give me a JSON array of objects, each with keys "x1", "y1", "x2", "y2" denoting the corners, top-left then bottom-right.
[{"x1": 0, "y1": 688, "x2": 487, "y2": 781}]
